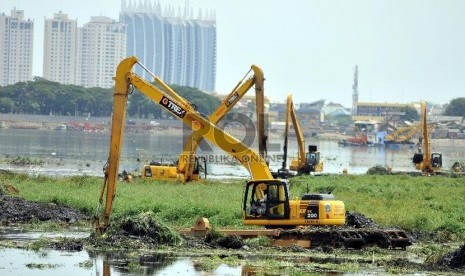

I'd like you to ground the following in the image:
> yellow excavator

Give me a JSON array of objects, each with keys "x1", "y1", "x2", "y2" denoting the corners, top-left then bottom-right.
[
  {"x1": 278, "y1": 94, "x2": 322, "y2": 177},
  {"x1": 412, "y1": 100, "x2": 442, "y2": 173},
  {"x1": 94, "y1": 57, "x2": 411, "y2": 249},
  {"x1": 95, "y1": 56, "x2": 345, "y2": 231},
  {"x1": 141, "y1": 65, "x2": 267, "y2": 183}
]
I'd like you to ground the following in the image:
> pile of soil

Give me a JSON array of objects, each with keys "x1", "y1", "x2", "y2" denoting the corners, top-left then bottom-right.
[
  {"x1": 115, "y1": 211, "x2": 181, "y2": 246},
  {"x1": 345, "y1": 211, "x2": 379, "y2": 228},
  {"x1": 366, "y1": 165, "x2": 389, "y2": 175},
  {"x1": 437, "y1": 243, "x2": 465, "y2": 268},
  {"x1": 87, "y1": 212, "x2": 182, "y2": 249},
  {"x1": 0, "y1": 194, "x2": 90, "y2": 224}
]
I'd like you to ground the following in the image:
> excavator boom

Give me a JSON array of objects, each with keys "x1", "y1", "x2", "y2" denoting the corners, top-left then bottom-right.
[
  {"x1": 94, "y1": 57, "x2": 411, "y2": 250},
  {"x1": 94, "y1": 57, "x2": 275, "y2": 233},
  {"x1": 280, "y1": 94, "x2": 323, "y2": 175},
  {"x1": 176, "y1": 65, "x2": 266, "y2": 182}
]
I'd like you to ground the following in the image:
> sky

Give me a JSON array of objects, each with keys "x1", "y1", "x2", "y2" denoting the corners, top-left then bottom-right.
[{"x1": 3, "y1": 0, "x2": 465, "y2": 107}]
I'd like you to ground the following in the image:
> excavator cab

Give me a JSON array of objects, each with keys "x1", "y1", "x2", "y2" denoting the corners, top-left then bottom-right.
[
  {"x1": 142, "y1": 156, "x2": 207, "y2": 181},
  {"x1": 243, "y1": 180, "x2": 290, "y2": 221},
  {"x1": 305, "y1": 145, "x2": 320, "y2": 173},
  {"x1": 431, "y1": 153, "x2": 442, "y2": 168}
]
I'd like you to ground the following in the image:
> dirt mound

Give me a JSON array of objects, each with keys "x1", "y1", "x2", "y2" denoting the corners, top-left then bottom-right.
[
  {"x1": 366, "y1": 165, "x2": 389, "y2": 175},
  {"x1": 345, "y1": 212, "x2": 379, "y2": 228},
  {"x1": 88, "y1": 212, "x2": 182, "y2": 248},
  {"x1": 437, "y1": 243, "x2": 465, "y2": 268},
  {"x1": 0, "y1": 195, "x2": 90, "y2": 224}
]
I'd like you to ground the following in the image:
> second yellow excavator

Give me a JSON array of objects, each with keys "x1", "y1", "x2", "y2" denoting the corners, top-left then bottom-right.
[
  {"x1": 279, "y1": 94, "x2": 323, "y2": 177},
  {"x1": 141, "y1": 65, "x2": 267, "y2": 182}
]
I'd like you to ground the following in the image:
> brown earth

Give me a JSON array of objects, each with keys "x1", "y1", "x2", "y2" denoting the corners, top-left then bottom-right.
[{"x1": 0, "y1": 194, "x2": 90, "y2": 224}]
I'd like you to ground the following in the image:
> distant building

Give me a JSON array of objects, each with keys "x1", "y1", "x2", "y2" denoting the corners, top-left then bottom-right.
[
  {"x1": 322, "y1": 102, "x2": 349, "y2": 116},
  {"x1": 352, "y1": 102, "x2": 414, "y2": 122},
  {"x1": 77, "y1": 16, "x2": 126, "y2": 88},
  {"x1": 120, "y1": 0, "x2": 216, "y2": 92},
  {"x1": 43, "y1": 12, "x2": 78, "y2": 84},
  {"x1": 0, "y1": 8, "x2": 34, "y2": 86},
  {"x1": 296, "y1": 100, "x2": 325, "y2": 127}
]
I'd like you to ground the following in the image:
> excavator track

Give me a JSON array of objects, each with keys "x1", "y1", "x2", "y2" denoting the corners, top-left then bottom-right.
[
  {"x1": 181, "y1": 218, "x2": 412, "y2": 250},
  {"x1": 276, "y1": 227, "x2": 412, "y2": 249}
]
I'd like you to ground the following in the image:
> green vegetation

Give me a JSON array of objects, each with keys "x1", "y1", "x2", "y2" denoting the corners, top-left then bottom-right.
[
  {"x1": 2, "y1": 172, "x2": 465, "y2": 241},
  {"x1": 398, "y1": 105, "x2": 420, "y2": 121},
  {"x1": 0, "y1": 78, "x2": 219, "y2": 118},
  {"x1": 9, "y1": 156, "x2": 45, "y2": 166},
  {"x1": 444, "y1": 97, "x2": 465, "y2": 117},
  {"x1": 293, "y1": 174, "x2": 465, "y2": 238}
]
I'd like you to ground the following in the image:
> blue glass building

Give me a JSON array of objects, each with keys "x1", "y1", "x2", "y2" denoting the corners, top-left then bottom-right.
[{"x1": 120, "y1": 1, "x2": 216, "y2": 92}]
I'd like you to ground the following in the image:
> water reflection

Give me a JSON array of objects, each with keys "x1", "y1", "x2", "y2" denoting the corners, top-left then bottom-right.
[{"x1": 0, "y1": 248, "x2": 243, "y2": 276}]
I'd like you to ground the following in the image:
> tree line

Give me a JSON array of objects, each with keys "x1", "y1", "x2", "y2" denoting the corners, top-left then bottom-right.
[
  {"x1": 0, "y1": 77, "x2": 220, "y2": 118},
  {"x1": 1, "y1": 78, "x2": 465, "y2": 119}
]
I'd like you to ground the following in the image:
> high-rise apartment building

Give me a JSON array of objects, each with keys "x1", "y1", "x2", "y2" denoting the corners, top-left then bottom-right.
[
  {"x1": 120, "y1": 0, "x2": 216, "y2": 92},
  {"x1": 0, "y1": 8, "x2": 34, "y2": 86},
  {"x1": 43, "y1": 12, "x2": 78, "y2": 85},
  {"x1": 77, "y1": 16, "x2": 126, "y2": 88}
]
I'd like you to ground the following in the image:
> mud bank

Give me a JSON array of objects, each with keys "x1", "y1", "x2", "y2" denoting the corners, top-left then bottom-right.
[
  {"x1": 1, "y1": 192, "x2": 465, "y2": 274},
  {"x1": 0, "y1": 194, "x2": 90, "y2": 224}
]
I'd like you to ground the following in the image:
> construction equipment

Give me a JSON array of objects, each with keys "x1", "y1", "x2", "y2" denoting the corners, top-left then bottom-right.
[
  {"x1": 141, "y1": 65, "x2": 267, "y2": 182},
  {"x1": 95, "y1": 57, "x2": 411, "y2": 249},
  {"x1": 279, "y1": 94, "x2": 322, "y2": 177},
  {"x1": 385, "y1": 123, "x2": 434, "y2": 145},
  {"x1": 412, "y1": 100, "x2": 442, "y2": 173}
]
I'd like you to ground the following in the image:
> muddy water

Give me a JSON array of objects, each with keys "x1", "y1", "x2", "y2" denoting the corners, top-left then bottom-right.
[
  {"x1": 2, "y1": 128, "x2": 464, "y2": 177},
  {"x1": 0, "y1": 248, "x2": 243, "y2": 275},
  {"x1": 0, "y1": 229, "x2": 240, "y2": 275}
]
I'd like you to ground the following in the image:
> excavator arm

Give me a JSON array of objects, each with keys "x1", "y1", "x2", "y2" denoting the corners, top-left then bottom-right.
[
  {"x1": 178, "y1": 65, "x2": 266, "y2": 182},
  {"x1": 94, "y1": 57, "x2": 275, "y2": 233},
  {"x1": 286, "y1": 94, "x2": 306, "y2": 171},
  {"x1": 279, "y1": 94, "x2": 322, "y2": 175}
]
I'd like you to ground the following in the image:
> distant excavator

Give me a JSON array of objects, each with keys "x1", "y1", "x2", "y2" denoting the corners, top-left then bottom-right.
[
  {"x1": 278, "y1": 94, "x2": 323, "y2": 178},
  {"x1": 412, "y1": 100, "x2": 442, "y2": 173}
]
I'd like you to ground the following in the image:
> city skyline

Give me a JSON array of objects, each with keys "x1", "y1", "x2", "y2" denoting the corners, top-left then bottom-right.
[{"x1": 2, "y1": 0, "x2": 465, "y2": 107}]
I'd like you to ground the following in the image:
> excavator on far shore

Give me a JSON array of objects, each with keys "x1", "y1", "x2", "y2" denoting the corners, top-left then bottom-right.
[
  {"x1": 278, "y1": 94, "x2": 323, "y2": 178},
  {"x1": 412, "y1": 100, "x2": 442, "y2": 173},
  {"x1": 141, "y1": 65, "x2": 267, "y2": 183},
  {"x1": 94, "y1": 56, "x2": 411, "y2": 249}
]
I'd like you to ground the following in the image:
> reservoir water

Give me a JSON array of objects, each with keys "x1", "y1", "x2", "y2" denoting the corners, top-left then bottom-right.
[{"x1": 1, "y1": 128, "x2": 464, "y2": 177}]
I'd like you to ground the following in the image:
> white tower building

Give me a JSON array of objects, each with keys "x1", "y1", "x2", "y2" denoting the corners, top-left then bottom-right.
[
  {"x1": 43, "y1": 11, "x2": 78, "y2": 84},
  {"x1": 77, "y1": 16, "x2": 126, "y2": 88},
  {"x1": 0, "y1": 8, "x2": 34, "y2": 86}
]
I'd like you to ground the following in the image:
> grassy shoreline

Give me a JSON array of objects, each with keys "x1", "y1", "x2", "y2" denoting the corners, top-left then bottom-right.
[
  {"x1": 2, "y1": 171, "x2": 465, "y2": 274},
  {"x1": 1, "y1": 171, "x2": 464, "y2": 240}
]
